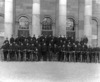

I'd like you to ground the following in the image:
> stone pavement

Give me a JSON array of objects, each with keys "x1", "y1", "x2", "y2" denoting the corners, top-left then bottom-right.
[{"x1": 0, "y1": 62, "x2": 100, "y2": 82}]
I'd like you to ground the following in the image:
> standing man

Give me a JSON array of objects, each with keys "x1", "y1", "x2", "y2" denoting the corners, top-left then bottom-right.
[
  {"x1": 48, "y1": 43, "x2": 53, "y2": 61},
  {"x1": 41, "y1": 43, "x2": 47, "y2": 61},
  {"x1": 9, "y1": 43, "x2": 13, "y2": 61},
  {"x1": 53, "y1": 44, "x2": 59, "y2": 61},
  {"x1": 4, "y1": 38, "x2": 9, "y2": 44},
  {"x1": 61, "y1": 45, "x2": 66, "y2": 61},
  {"x1": 1, "y1": 43, "x2": 9, "y2": 61},
  {"x1": 19, "y1": 43, "x2": 24, "y2": 61},
  {"x1": 10, "y1": 35, "x2": 14, "y2": 43},
  {"x1": 58, "y1": 45, "x2": 62, "y2": 61},
  {"x1": 30, "y1": 44, "x2": 35, "y2": 61}
]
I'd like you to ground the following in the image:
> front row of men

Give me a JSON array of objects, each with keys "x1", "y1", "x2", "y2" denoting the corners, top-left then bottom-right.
[{"x1": 1, "y1": 39, "x2": 100, "y2": 63}]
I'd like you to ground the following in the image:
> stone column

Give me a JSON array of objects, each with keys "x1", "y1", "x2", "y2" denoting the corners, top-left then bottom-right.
[
  {"x1": 58, "y1": 0, "x2": 67, "y2": 36},
  {"x1": 4, "y1": 0, "x2": 13, "y2": 39},
  {"x1": 32, "y1": 0, "x2": 40, "y2": 38},
  {"x1": 84, "y1": 0, "x2": 92, "y2": 46}
]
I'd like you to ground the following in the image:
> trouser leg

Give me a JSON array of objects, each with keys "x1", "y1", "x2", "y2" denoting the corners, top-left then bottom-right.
[
  {"x1": 66, "y1": 52, "x2": 69, "y2": 62},
  {"x1": 38, "y1": 52, "x2": 41, "y2": 61},
  {"x1": 26, "y1": 51, "x2": 30, "y2": 61},
  {"x1": 20, "y1": 52, "x2": 24, "y2": 61},
  {"x1": 16, "y1": 51, "x2": 19, "y2": 61},
  {"x1": 3, "y1": 51, "x2": 8, "y2": 61},
  {"x1": 58, "y1": 52, "x2": 61, "y2": 61},
  {"x1": 61, "y1": 52, "x2": 64, "y2": 61}
]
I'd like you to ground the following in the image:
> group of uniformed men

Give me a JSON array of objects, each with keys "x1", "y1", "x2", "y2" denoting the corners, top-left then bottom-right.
[{"x1": 1, "y1": 34, "x2": 100, "y2": 63}]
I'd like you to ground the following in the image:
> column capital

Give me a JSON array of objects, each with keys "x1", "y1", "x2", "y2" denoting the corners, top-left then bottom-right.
[
  {"x1": 59, "y1": 0, "x2": 67, "y2": 5},
  {"x1": 33, "y1": 0, "x2": 40, "y2": 3},
  {"x1": 85, "y1": 0, "x2": 92, "y2": 5}
]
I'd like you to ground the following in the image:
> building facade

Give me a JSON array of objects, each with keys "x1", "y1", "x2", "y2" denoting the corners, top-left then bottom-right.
[{"x1": 0, "y1": 0, "x2": 100, "y2": 47}]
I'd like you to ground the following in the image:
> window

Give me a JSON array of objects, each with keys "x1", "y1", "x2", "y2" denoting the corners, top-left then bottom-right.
[
  {"x1": 66, "y1": 18, "x2": 75, "y2": 38},
  {"x1": 66, "y1": 18, "x2": 75, "y2": 31},
  {"x1": 42, "y1": 17, "x2": 53, "y2": 30},
  {"x1": 18, "y1": 16, "x2": 30, "y2": 37},
  {"x1": 18, "y1": 16, "x2": 29, "y2": 29}
]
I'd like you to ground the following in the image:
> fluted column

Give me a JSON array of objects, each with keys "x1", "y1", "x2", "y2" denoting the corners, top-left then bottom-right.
[
  {"x1": 32, "y1": 0, "x2": 40, "y2": 38},
  {"x1": 4, "y1": 0, "x2": 13, "y2": 39},
  {"x1": 84, "y1": 0, "x2": 92, "y2": 46},
  {"x1": 58, "y1": 0, "x2": 67, "y2": 36}
]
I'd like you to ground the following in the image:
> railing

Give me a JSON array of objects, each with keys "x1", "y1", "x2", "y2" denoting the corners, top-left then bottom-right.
[{"x1": 1, "y1": 50, "x2": 100, "y2": 63}]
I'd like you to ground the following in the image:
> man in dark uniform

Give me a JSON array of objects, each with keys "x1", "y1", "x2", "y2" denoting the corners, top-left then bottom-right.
[
  {"x1": 30, "y1": 44, "x2": 35, "y2": 61},
  {"x1": 32, "y1": 35, "x2": 36, "y2": 44},
  {"x1": 15, "y1": 43, "x2": 19, "y2": 61},
  {"x1": 37, "y1": 35, "x2": 41, "y2": 44},
  {"x1": 4, "y1": 38, "x2": 9, "y2": 44},
  {"x1": 68, "y1": 42, "x2": 72, "y2": 62},
  {"x1": 95, "y1": 47, "x2": 100, "y2": 63},
  {"x1": 19, "y1": 43, "x2": 24, "y2": 61},
  {"x1": 61, "y1": 45, "x2": 66, "y2": 61},
  {"x1": 25, "y1": 43, "x2": 31, "y2": 61},
  {"x1": 66, "y1": 42, "x2": 71, "y2": 62},
  {"x1": 41, "y1": 34, "x2": 45, "y2": 42},
  {"x1": 98, "y1": 47, "x2": 100, "y2": 63},
  {"x1": 58, "y1": 45, "x2": 62, "y2": 61},
  {"x1": 8, "y1": 42, "x2": 16, "y2": 61},
  {"x1": 30, "y1": 38, "x2": 33, "y2": 45},
  {"x1": 74, "y1": 43, "x2": 78, "y2": 62},
  {"x1": 80, "y1": 38, "x2": 84, "y2": 46},
  {"x1": 12, "y1": 42, "x2": 17, "y2": 61},
  {"x1": 15, "y1": 36, "x2": 20, "y2": 45},
  {"x1": 35, "y1": 41, "x2": 39, "y2": 47},
  {"x1": 63, "y1": 41, "x2": 66, "y2": 46},
  {"x1": 41, "y1": 43, "x2": 47, "y2": 61},
  {"x1": 51, "y1": 38, "x2": 54, "y2": 46},
  {"x1": 36, "y1": 43, "x2": 42, "y2": 61},
  {"x1": 77, "y1": 42, "x2": 82, "y2": 62},
  {"x1": 9, "y1": 43, "x2": 13, "y2": 61},
  {"x1": 53, "y1": 36, "x2": 56, "y2": 45},
  {"x1": 59, "y1": 40, "x2": 63, "y2": 47},
  {"x1": 84, "y1": 43, "x2": 88, "y2": 62},
  {"x1": 19, "y1": 35, "x2": 24, "y2": 43},
  {"x1": 48, "y1": 43, "x2": 53, "y2": 61},
  {"x1": 69, "y1": 42, "x2": 74, "y2": 62},
  {"x1": 27, "y1": 35, "x2": 31, "y2": 43},
  {"x1": 35, "y1": 47, "x2": 39, "y2": 61},
  {"x1": 82, "y1": 44, "x2": 87, "y2": 62},
  {"x1": 41, "y1": 39, "x2": 45, "y2": 46},
  {"x1": 1, "y1": 43, "x2": 9, "y2": 61},
  {"x1": 48, "y1": 35, "x2": 52, "y2": 42},
  {"x1": 62, "y1": 35, "x2": 66, "y2": 42},
  {"x1": 23, "y1": 38, "x2": 28, "y2": 46},
  {"x1": 88, "y1": 46, "x2": 92, "y2": 63},
  {"x1": 92, "y1": 47, "x2": 96, "y2": 63},
  {"x1": 71, "y1": 43, "x2": 75, "y2": 62},
  {"x1": 70, "y1": 36, "x2": 75, "y2": 44},
  {"x1": 44, "y1": 35, "x2": 47, "y2": 44},
  {"x1": 10, "y1": 35, "x2": 15, "y2": 43},
  {"x1": 67, "y1": 36, "x2": 71, "y2": 42},
  {"x1": 83, "y1": 36, "x2": 88, "y2": 44},
  {"x1": 53, "y1": 44, "x2": 59, "y2": 61}
]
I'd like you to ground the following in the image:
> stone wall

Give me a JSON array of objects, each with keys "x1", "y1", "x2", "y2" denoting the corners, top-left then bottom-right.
[
  {"x1": 0, "y1": 0, "x2": 100, "y2": 46},
  {"x1": 15, "y1": 0, "x2": 32, "y2": 37}
]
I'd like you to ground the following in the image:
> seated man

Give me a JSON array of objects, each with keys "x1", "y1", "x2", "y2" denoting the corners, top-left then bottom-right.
[{"x1": 1, "y1": 43, "x2": 9, "y2": 61}]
